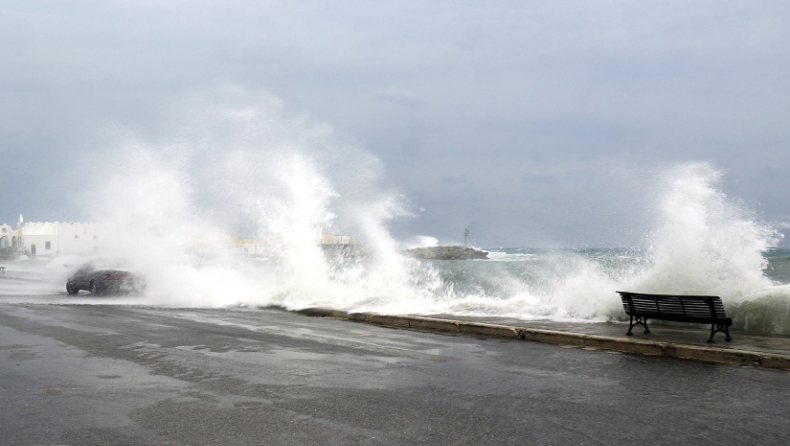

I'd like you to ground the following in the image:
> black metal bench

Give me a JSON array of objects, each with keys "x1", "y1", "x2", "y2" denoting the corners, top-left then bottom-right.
[{"x1": 617, "y1": 291, "x2": 732, "y2": 343}]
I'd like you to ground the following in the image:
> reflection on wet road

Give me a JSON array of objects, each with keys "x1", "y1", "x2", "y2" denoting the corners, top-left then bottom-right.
[{"x1": 1, "y1": 302, "x2": 789, "y2": 445}]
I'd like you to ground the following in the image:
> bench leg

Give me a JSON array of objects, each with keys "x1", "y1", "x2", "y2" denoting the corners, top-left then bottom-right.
[
  {"x1": 708, "y1": 324, "x2": 732, "y2": 343},
  {"x1": 627, "y1": 316, "x2": 649, "y2": 336}
]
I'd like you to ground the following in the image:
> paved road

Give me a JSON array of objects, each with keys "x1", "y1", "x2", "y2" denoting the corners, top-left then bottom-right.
[{"x1": 1, "y1": 302, "x2": 789, "y2": 445}]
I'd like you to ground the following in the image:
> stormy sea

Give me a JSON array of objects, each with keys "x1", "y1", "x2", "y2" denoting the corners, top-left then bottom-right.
[{"x1": 3, "y1": 245, "x2": 789, "y2": 335}]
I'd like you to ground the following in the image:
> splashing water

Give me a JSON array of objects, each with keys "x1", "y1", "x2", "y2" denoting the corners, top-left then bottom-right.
[
  {"x1": 73, "y1": 89, "x2": 441, "y2": 310},
  {"x1": 2, "y1": 92, "x2": 788, "y2": 333},
  {"x1": 632, "y1": 163, "x2": 779, "y2": 299},
  {"x1": 414, "y1": 163, "x2": 785, "y2": 323}
]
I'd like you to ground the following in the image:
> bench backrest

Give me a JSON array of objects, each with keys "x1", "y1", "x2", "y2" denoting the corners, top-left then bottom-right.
[{"x1": 617, "y1": 291, "x2": 727, "y2": 320}]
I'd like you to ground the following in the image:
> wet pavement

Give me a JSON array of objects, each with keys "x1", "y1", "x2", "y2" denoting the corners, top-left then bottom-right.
[
  {"x1": 1, "y1": 302, "x2": 790, "y2": 445},
  {"x1": 438, "y1": 315, "x2": 790, "y2": 357}
]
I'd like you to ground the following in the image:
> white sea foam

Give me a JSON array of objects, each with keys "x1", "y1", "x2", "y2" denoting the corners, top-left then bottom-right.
[
  {"x1": 66, "y1": 89, "x2": 439, "y2": 311},
  {"x1": 2, "y1": 91, "x2": 786, "y2": 332},
  {"x1": 399, "y1": 163, "x2": 786, "y2": 324},
  {"x1": 628, "y1": 163, "x2": 780, "y2": 300},
  {"x1": 401, "y1": 235, "x2": 439, "y2": 250}
]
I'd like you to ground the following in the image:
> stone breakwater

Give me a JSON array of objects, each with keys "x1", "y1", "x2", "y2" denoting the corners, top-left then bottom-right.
[{"x1": 404, "y1": 246, "x2": 489, "y2": 260}]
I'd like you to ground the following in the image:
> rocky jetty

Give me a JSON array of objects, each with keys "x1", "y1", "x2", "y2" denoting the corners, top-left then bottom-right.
[{"x1": 404, "y1": 246, "x2": 489, "y2": 260}]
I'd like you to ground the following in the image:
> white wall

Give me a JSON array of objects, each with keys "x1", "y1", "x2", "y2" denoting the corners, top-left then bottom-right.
[
  {"x1": 0, "y1": 224, "x2": 13, "y2": 251},
  {"x1": 20, "y1": 222, "x2": 118, "y2": 257}
]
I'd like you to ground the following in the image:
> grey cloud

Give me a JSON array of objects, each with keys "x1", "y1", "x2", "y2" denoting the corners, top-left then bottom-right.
[{"x1": 1, "y1": 1, "x2": 789, "y2": 246}]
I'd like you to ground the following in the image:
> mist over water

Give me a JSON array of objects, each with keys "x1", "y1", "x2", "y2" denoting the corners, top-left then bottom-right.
[{"x1": 3, "y1": 92, "x2": 788, "y2": 333}]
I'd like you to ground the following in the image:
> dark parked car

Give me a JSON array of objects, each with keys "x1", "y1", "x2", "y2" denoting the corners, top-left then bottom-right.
[{"x1": 66, "y1": 262, "x2": 145, "y2": 296}]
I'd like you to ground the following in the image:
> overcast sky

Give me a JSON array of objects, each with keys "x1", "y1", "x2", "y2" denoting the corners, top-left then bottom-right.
[{"x1": 1, "y1": 1, "x2": 789, "y2": 247}]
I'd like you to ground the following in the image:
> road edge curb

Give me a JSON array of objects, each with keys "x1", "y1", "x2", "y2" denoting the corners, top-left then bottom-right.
[{"x1": 296, "y1": 308, "x2": 790, "y2": 370}]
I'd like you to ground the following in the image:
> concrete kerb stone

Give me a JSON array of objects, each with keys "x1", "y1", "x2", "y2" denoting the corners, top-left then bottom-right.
[
  {"x1": 297, "y1": 308, "x2": 790, "y2": 370},
  {"x1": 408, "y1": 316, "x2": 460, "y2": 332},
  {"x1": 367, "y1": 314, "x2": 412, "y2": 327},
  {"x1": 459, "y1": 321, "x2": 520, "y2": 338}
]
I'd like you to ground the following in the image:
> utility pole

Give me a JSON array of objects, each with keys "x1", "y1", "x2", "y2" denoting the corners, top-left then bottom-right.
[
  {"x1": 237, "y1": 204, "x2": 242, "y2": 240},
  {"x1": 463, "y1": 228, "x2": 469, "y2": 247},
  {"x1": 17, "y1": 214, "x2": 24, "y2": 254}
]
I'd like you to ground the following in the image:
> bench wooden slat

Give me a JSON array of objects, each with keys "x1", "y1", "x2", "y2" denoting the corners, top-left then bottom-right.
[{"x1": 616, "y1": 291, "x2": 732, "y2": 342}]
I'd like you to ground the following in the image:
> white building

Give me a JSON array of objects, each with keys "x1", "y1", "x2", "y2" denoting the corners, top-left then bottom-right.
[
  {"x1": 0, "y1": 223, "x2": 14, "y2": 254},
  {"x1": 0, "y1": 215, "x2": 117, "y2": 257}
]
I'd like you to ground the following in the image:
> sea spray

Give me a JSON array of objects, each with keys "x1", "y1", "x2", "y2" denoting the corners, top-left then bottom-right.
[
  {"x1": 78, "y1": 89, "x2": 439, "y2": 309},
  {"x1": 385, "y1": 163, "x2": 786, "y2": 326},
  {"x1": 630, "y1": 163, "x2": 780, "y2": 299},
  {"x1": 417, "y1": 164, "x2": 786, "y2": 331},
  {"x1": 7, "y1": 91, "x2": 788, "y2": 333}
]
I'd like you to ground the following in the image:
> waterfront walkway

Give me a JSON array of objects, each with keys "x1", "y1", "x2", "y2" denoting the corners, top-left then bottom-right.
[
  {"x1": 299, "y1": 308, "x2": 790, "y2": 370},
  {"x1": 447, "y1": 315, "x2": 790, "y2": 358}
]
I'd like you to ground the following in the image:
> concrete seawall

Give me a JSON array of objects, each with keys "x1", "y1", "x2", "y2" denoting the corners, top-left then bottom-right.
[{"x1": 297, "y1": 308, "x2": 790, "y2": 370}]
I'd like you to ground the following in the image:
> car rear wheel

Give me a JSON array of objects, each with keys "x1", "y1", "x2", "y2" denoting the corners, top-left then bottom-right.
[{"x1": 66, "y1": 283, "x2": 79, "y2": 295}]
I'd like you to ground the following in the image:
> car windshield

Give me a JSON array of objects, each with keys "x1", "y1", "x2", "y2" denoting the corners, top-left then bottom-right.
[
  {"x1": 76, "y1": 259, "x2": 130, "y2": 272},
  {"x1": 74, "y1": 265, "x2": 94, "y2": 274}
]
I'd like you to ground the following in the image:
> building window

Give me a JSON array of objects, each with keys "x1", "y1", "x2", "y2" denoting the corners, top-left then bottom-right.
[{"x1": 45, "y1": 241, "x2": 51, "y2": 250}]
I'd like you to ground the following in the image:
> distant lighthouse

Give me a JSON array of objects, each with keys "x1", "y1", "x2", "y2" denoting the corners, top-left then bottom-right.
[{"x1": 463, "y1": 228, "x2": 469, "y2": 247}]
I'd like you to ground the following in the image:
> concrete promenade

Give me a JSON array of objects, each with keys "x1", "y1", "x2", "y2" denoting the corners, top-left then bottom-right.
[
  {"x1": 459, "y1": 316, "x2": 790, "y2": 358},
  {"x1": 300, "y1": 308, "x2": 790, "y2": 370}
]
